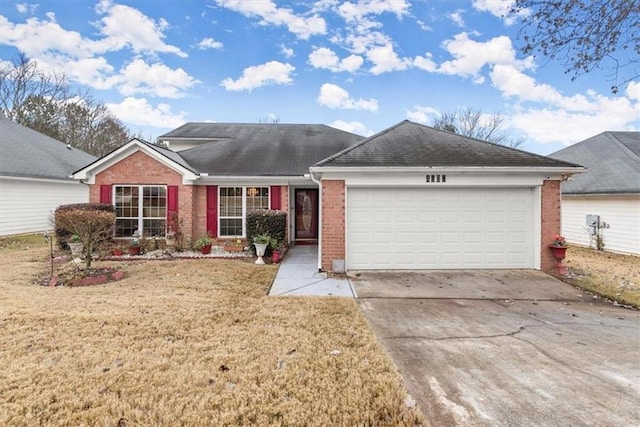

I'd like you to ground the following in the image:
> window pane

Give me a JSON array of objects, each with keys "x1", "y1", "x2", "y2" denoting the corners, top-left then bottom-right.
[
  {"x1": 144, "y1": 219, "x2": 166, "y2": 237},
  {"x1": 116, "y1": 218, "x2": 138, "y2": 238},
  {"x1": 220, "y1": 218, "x2": 242, "y2": 236},
  {"x1": 142, "y1": 186, "x2": 166, "y2": 220},
  {"x1": 247, "y1": 187, "x2": 269, "y2": 212},
  {"x1": 220, "y1": 186, "x2": 243, "y2": 217}
]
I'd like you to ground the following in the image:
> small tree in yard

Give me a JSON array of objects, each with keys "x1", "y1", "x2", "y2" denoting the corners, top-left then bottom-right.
[{"x1": 55, "y1": 209, "x2": 115, "y2": 268}]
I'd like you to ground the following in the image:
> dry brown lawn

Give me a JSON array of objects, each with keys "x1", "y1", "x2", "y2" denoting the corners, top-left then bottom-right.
[
  {"x1": 564, "y1": 245, "x2": 640, "y2": 307},
  {"x1": 0, "y1": 237, "x2": 425, "y2": 426}
]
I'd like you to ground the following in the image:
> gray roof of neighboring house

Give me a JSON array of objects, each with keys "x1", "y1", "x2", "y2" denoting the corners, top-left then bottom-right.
[
  {"x1": 550, "y1": 131, "x2": 640, "y2": 195},
  {"x1": 317, "y1": 120, "x2": 582, "y2": 168},
  {"x1": 0, "y1": 117, "x2": 96, "y2": 181},
  {"x1": 160, "y1": 123, "x2": 365, "y2": 176}
]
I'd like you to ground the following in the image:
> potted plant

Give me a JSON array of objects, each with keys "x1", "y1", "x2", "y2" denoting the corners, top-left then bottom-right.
[
  {"x1": 270, "y1": 238, "x2": 284, "y2": 263},
  {"x1": 112, "y1": 245, "x2": 124, "y2": 256},
  {"x1": 549, "y1": 234, "x2": 568, "y2": 259},
  {"x1": 129, "y1": 237, "x2": 142, "y2": 256},
  {"x1": 253, "y1": 234, "x2": 270, "y2": 265},
  {"x1": 68, "y1": 234, "x2": 84, "y2": 257},
  {"x1": 194, "y1": 234, "x2": 213, "y2": 254}
]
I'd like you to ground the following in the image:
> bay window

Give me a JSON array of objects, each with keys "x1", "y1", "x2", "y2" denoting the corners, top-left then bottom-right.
[
  {"x1": 114, "y1": 185, "x2": 167, "y2": 237},
  {"x1": 219, "y1": 186, "x2": 269, "y2": 237}
]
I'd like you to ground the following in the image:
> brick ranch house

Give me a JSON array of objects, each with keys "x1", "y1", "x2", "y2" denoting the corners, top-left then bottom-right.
[{"x1": 73, "y1": 120, "x2": 584, "y2": 273}]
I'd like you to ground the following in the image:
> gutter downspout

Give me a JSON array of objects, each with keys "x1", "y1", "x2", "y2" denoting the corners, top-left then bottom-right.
[{"x1": 308, "y1": 171, "x2": 323, "y2": 272}]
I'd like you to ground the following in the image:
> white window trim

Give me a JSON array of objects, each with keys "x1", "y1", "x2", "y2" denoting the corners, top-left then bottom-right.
[
  {"x1": 218, "y1": 186, "x2": 270, "y2": 237},
  {"x1": 114, "y1": 184, "x2": 167, "y2": 237}
]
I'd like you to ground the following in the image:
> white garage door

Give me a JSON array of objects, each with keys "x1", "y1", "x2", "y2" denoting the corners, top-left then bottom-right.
[{"x1": 347, "y1": 187, "x2": 535, "y2": 269}]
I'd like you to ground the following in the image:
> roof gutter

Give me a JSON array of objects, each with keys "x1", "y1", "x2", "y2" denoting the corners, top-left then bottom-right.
[{"x1": 309, "y1": 166, "x2": 586, "y2": 174}]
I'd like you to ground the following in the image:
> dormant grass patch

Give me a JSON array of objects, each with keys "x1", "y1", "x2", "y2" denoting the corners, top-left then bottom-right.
[
  {"x1": 0, "y1": 237, "x2": 425, "y2": 426},
  {"x1": 565, "y1": 245, "x2": 640, "y2": 307}
]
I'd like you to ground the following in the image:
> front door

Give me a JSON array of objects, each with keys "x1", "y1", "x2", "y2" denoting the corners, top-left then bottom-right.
[{"x1": 295, "y1": 189, "x2": 318, "y2": 240}]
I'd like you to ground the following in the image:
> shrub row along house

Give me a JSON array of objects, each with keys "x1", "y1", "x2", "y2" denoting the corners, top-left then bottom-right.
[
  {"x1": 0, "y1": 118, "x2": 96, "y2": 236},
  {"x1": 72, "y1": 120, "x2": 584, "y2": 273}
]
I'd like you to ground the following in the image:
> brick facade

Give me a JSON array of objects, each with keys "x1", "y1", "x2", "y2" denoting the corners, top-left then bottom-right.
[
  {"x1": 540, "y1": 179, "x2": 562, "y2": 272},
  {"x1": 91, "y1": 151, "x2": 195, "y2": 241},
  {"x1": 320, "y1": 180, "x2": 345, "y2": 272}
]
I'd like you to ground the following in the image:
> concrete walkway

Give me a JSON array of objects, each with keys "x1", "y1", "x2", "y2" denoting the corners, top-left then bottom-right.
[{"x1": 268, "y1": 245, "x2": 355, "y2": 297}]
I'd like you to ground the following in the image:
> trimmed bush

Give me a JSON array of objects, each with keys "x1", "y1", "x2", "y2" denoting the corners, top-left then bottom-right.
[
  {"x1": 54, "y1": 203, "x2": 115, "y2": 249},
  {"x1": 55, "y1": 209, "x2": 116, "y2": 268},
  {"x1": 246, "y1": 210, "x2": 287, "y2": 254}
]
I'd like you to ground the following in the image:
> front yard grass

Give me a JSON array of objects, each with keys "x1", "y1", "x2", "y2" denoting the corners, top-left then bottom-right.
[
  {"x1": 564, "y1": 245, "x2": 640, "y2": 308},
  {"x1": 0, "y1": 236, "x2": 425, "y2": 426}
]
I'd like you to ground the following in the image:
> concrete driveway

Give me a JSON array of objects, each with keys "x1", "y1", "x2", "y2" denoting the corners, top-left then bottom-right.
[{"x1": 351, "y1": 270, "x2": 640, "y2": 426}]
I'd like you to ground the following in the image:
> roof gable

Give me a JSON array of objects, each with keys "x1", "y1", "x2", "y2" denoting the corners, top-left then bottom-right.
[
  {"x1": 164, "y1": 123, "x2": 364, "y2": 176},
  {"x1": 0, "y1": 117, "x2": 96, "y2": 181},
  {"x1": 316, "y1": 120, "x2": 580, "y2": 169},
  {"x1": 550, "y1": 131, "x2": 640, "y2": 194},
  {"x1": 73, "y1": 138, "x2": 198, "y2": 184}
]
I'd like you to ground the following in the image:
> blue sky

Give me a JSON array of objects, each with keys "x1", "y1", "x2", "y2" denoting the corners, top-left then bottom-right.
[{"x1": 1, "y1": 0, "x2": 639, "y2": 155}]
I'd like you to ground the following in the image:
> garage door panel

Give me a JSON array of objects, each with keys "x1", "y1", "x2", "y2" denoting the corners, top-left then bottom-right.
[{"x1": 347, "y1": 187, "x2": 534, "y2": 269}]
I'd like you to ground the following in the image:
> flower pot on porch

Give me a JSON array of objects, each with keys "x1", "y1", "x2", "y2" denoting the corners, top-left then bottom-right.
[
  {"x1": 129, "y1": 246, "x2": 141, "y2": 256},
  {"x1": 200, "y1": 244, "x2": 212, "y2": 255},
  {"x1": 272, "y1": 249, "x2": 282, "y2": 263}
]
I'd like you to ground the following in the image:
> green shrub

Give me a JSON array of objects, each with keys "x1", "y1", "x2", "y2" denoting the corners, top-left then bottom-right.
[
  {"x1": 246, "y1": 210, "x2": 286, "y2": 255},
  {"x1": 54, "y1": 203, "x2": 115, "y2": 249}
]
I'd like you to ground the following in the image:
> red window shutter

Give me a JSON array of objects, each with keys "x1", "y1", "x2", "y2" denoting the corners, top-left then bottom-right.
[
  {"x1": 206, "y1": 186, "x2": 218, "y2": 237},
  {"x1": 270, "y1": 185, "x2": 281, "y2": 210},
  {"x1": 100, "y1": 185, "x2": 112, "y2": 204},
  {"x1": 167, "y1": 185, "x2": 179, "y2": 232}
]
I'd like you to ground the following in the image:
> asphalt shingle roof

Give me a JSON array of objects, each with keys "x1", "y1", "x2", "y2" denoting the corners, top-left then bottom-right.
[
  {"x1": 0, "y1": 117, "x2": 96, "y2": 181},
  {"x1": 316, "y1": 120, "x2": 581, "y2": 168},
  {"x1": 159, "y1": 123, "x2": 364, "y2": 176},
  {"x1": 550, "y1": 131, "x2": 640, "y2": 194}
]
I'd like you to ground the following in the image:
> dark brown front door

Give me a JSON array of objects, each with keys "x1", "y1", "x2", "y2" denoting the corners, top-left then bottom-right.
[{"x1": 295, "y1": 189, "x2": 318, "y2": 239}]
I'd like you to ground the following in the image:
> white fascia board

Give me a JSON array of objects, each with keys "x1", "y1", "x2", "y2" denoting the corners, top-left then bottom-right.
[
  {"x1": 1, "y1": 175, "x2": 89, "y2": 185},
  {"x1": 309, "y1": 166, "x2": 586, "y2": 175},
  {"x1": 311, "y1": 169, "x2": 585, "y2": 187},
  {"x1": 73, "y1": 140, "x2": 198, "y2": 184}
]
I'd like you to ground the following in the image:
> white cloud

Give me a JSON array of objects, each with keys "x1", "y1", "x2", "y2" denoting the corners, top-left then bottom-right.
[
  {"x1": 367, "y1": 43, "x2": 410, "y2": 74},
  {"x1": 329, "y1": 120, "x2": 374, "y2": 136},
  {"x1": 106, "y1": 97, "x2": 187, "y2": 129},
  {"x1": 337, "y1": 0, "x2": 411, "y2": 22},
  {"x1": 280, "y1": 45, "x2": 294, "y2": 58},
  {"x1": 438, "y1": 33, "x2": 531, "y2": 80},
  {"x1": 94, "y1": 0, "x2": 187, "y2": 57},
  {"x1": 626, "y1": 81, "x2": 640, "y2": 101},
  {"x1": 110, "y1": 59, "x2": 199, "y2": 98},
  {"x1": 308, "y1": 47, "x2": 363, "y2": 72},
  {"x1": 317, "y1": 83, "x2": 378, "y2": 111},
  {"x1": 16, "y1": 3, "x2": 37, "y2": 14},
  {"x1": 215, "y1": 0, "x2": 326, "y2": 39},
  {"x1": 406, "y1": 105, "x2": 439, "y2": 124},
  {"x1": 449, "y1": 11, "x2": 465, "y2": 27},
  {"x1": 472, "y1": 0, "x2": 528, "y2": 26},
  {"x1": 197, "y1": 37, "x2": 223, "y2": 50},
  {"x1": 490, "y1": 66, "x2": 640, "y2": 145},
  {"x1": 221, "y1": 61, "x2": 295, "y2": 91}
]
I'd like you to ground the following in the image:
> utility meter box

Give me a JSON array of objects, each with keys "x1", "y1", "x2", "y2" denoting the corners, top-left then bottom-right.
[{"x1": 586, "y1": 214, "x2": 600, "y2": 235}]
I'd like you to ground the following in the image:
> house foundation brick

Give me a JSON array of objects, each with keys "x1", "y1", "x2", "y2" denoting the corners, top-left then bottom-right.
[
  {"x1": 321, "y1": 180, "x2": 345, "y2": 272},
  {"x1": 541, "y1": 179, "x2": 562, "y2": 272}
]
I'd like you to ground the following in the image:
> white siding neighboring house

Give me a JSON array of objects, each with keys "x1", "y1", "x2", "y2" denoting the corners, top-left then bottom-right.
[
  {"x1": 550, "y1": 132, "x2": 640, "y2": 255},
  {"x1": 0, "y1": 118, "x2": 96, "y2": 236}
]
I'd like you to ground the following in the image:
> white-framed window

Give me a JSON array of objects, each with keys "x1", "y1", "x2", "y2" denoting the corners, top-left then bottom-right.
[
  {"x1": 219, "y1": 186, "x2": 269, "y2": 237},
  {"x1": 114, "y1": 185, "x2": 167, "y2": 237}
]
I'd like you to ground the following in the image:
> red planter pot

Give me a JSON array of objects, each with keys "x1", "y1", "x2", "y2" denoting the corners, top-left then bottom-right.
[
  {"x1": 200, "y1": 244, "x2": 212, "y2": 254},
  {"x1": 549, "y1": 245, "x2": 568, "y2": 260},
  {"x1": 129, "y1": 246, "x2": 141, "y2": 256}
]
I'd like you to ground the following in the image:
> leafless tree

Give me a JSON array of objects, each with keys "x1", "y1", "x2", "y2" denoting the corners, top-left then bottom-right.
[
  {"x1": 510, "y1": 0, "x2": 640, "y2": 92},
  {"x1": 432, "y1": 108, "x2": 526, "y2": 149},
  {"x1": 0, "y1": 54, "x2": 132, "y2": 155}
]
